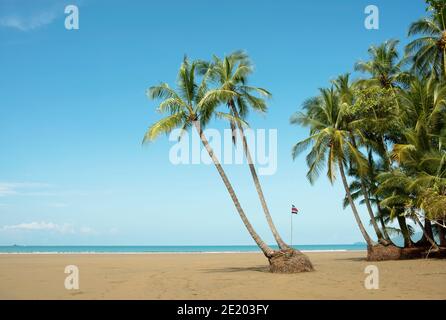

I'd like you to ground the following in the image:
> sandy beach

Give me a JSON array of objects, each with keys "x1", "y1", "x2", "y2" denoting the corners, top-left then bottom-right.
[{"x1": 0, "y1": 251, "x2": 445, "y2": 299}]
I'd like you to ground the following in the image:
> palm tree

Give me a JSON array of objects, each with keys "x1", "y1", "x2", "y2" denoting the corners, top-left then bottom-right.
[
  {"x1": 143, "y1": 58, "x2": 274, "y2": 258},
  {"x1": 353, "y1": 43, "x2": 422, "y2": 247},
  {"x1": 291, "y1": 87, "x2": 376, "y2": 247},
  {"x1": 144, "y1": 57, "x2": 313, "y2": 272},
  {"x1": 355, "y1": 40, "x2": 410, "y2": 89},
  {"x1": 406, "y1": 0, "x2": 446, "y2": 78},
  {"x1": 343, "y1": 160, "x2": 395, "y2": 245},
  {"x1": 377, "y1": 168, "x2": 440, "y2": 251},
  {"x1": 396, "y1": 76, "x2": 446, "y2": 246},
  {"x1": 332, "y1": 74, "x2": 390, "y2": 245},
  {"x1": 201, "y1": 51, "x2": 291, "y2": 251}
]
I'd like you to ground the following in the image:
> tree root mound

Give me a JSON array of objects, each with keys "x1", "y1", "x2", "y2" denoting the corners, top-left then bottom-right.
[
  {"x1": 367, "y1": 244, "x2": 402, "y2": 261},
  {"x1": 269, "y1": 249, "x2": 314, "y2": 273},
  {"x1": 367, "y1": 244, "x2": 446, "y2": 261}
]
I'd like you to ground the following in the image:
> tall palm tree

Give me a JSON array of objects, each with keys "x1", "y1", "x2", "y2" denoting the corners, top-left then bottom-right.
[
  {"x1": 396, "y1": 76, "x2": 446, "y2": 245},
  {"x1": 332, "y1": 74, "x2": 390, "y2": 245},
  {"x1": 406, "y1": 0, "x2": 446, "y2": 78},
  {"x1": 291, "y1": 87, "x2": 375, "y2": 247},
  {"x1": 201, "y1": 51, "x2": 291, "y2": 250},
  {"x1": 143, "y1": 58, "x2": 275, "y2": 258},
  {"x1": 354, "y1": 43, "x2": 418, "y2": 246}
]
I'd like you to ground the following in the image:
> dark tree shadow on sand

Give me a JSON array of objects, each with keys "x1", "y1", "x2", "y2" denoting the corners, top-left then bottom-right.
[
  {"x1": 333, "y1": 257, "x2": 367, "y2": 262},
  {"x1": 202, "y1": 266, "x2": 270, "y2": 273}
]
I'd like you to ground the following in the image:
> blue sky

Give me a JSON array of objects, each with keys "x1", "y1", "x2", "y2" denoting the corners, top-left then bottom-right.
[{"x1": 0, "y1": 0, "x2": 427, "y2": 245}]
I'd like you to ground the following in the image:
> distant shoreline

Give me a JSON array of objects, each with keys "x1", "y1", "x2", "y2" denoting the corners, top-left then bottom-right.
[
  {"x1": 0, "y1": 244, "x2": 367, "y2": 254},
  {"x1": 0, "y1": 250, "x2": 368, "y2": 255}
]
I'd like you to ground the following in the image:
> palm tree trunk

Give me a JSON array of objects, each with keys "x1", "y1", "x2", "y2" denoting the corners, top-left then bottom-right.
[
  {"x1": 349, "y1": 136, "x2": 387, "y2": 244},
  {"x1": 379, "y1": 216, "x2": 392, "y2": 242},
  {"x1": 376, "y1": 205, "x2": 393, "y2": 242},
  {"x1": 438, "y1": 221, "x2": 446, "y2": 246},
  {"x1": 228, "y1": 100, "x2": 290, "y2": 250},
  {"x1": 193, "y1": 121, "x2": 275, "y2": 258},
  {"x1": 443, "y1": 49, "x2": 446, "y2": 79},
  {"x1": 397, "y1": 214, "x2": 413, "y2": 248},
  {"x1": 417, "y1": 219, "x2": 436, "y2": 246},
  {"x1": 359, "y1": 180, "x2": 388, "y2": 244},
  {"x1": 424, "y1": 219, "x2": 434, "y2": 243},
  {"x1": 338, "y1": 159, "x2": 375, "y2": 246},
  {"x1": 413, "y1": 215, "x2": 439, "y2": 251},
  {"x1": 425, "y1": 219, "x2": 434, "y2": 241}
]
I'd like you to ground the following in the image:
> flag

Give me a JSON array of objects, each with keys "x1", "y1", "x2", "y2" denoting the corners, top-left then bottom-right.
[{"x1": 291, "y1": 205, "x2": 298, "y2": 215}]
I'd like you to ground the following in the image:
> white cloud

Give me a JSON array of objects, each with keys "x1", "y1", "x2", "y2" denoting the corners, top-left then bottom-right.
[
  {"x1": 2, "y1": 221, "x2": 75, "y2": 234},
  {"x1": 0, "y1": 11, "x2": 57, "y2": 31},
  {"x1": 0, "y1": 182, "x2": 51, "y2": 197},
  {"x1": 2, "y1": 221, "x2": 97, "y2": 235}
]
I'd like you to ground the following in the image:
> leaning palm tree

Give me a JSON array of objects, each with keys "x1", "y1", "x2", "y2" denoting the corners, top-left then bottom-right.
[
  {"x1": 405, "y1": 0, "x2": 446, "y2": 78},
  {"x1": 144, "y1": 57, "x2": 313, "y2": 273},
  {"x1": 291, "y1": 87, "x2": 376, "y2": 248},
  {"x1": 201, "y1": 51, "x2": 291, "y2": 251}
]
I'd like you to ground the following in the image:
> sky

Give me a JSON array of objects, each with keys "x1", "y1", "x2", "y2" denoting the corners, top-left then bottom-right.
[{"x1": 0, "y1": 0, "x2": 427, "y2": 246}]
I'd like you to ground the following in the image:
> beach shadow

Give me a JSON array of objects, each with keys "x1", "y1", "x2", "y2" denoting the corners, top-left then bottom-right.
[
  {"x1": 203, "y1": 265, "x2": 270, "y2": 274},
  {"x1": 334, "y1": 257, "x2": 367, "y2": 262}
]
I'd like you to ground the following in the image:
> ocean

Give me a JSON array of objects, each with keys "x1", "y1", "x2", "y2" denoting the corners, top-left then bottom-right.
[{"x1": 0, "y1": 244, "x2": 367, "y2": 253}]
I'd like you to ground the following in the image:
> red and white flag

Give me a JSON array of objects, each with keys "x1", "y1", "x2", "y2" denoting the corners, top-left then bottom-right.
[{"x1": 291, "y1": 205, "x2": 298, "y2": 215}]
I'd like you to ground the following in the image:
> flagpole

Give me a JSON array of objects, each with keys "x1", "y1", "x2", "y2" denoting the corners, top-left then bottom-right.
[{"x1": 290, "y1": 211, "x2": 293, "y2": 248}]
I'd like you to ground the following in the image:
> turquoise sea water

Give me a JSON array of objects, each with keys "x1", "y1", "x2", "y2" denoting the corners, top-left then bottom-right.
[{"x1": 0, "y1": 244, "x2": 366, "y2": 253}]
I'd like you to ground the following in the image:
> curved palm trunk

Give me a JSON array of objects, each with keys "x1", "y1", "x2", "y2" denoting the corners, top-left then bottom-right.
[
  {"x1": 193, "y1": 121, "x2": 275, "y2": 258},
  {"x1": 417, "y1": 219, "x2": 436, "y2": 246},
  {"x1": 228, "y1": 101, "x2": 290, "y2": 250},
  {"x1": 349, "y1": 136, "x2": 387, "y2": 244},
  {"x1": 425, "y1": 219, "x2": 434, "y2": 242},
  {"x1": 377, "y1": 205, "x2": 393, "y2": 242},
  {"x1": 338, "y1": 159, "x2": 375, "y2": 246},
  {"x1": 379, "y1": 216, "x2": 392, "y2": 242},
  {"x1": 414, "y1": 215, "x2": 439, "y2": 251},
  {"x1": 359, "y1": 181, "x2": 388, "y2": 244}
]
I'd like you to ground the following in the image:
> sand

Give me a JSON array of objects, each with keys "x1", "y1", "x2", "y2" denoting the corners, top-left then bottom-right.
[{"x1": 0, "y1": 251, "x2": 445, "y2": 299}]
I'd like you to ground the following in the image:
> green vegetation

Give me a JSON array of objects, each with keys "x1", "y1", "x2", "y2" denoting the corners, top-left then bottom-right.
[{"x1": 292, "y1": 0, "x2": 446, "y2": 258}]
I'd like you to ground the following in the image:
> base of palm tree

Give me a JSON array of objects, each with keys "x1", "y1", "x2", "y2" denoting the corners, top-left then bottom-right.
[
  {"x1": 401, "y1": 246, "x2": 446, "y2": 259},
  {"x1": 367, "y1": 244, "x2": 446, "y2": 261},
  {"x1": 269, "y1": 249, "x2": 314, "y2": 273},
  {"x1": 367, "y1": 244, "x2": 402, "y2": 261}
]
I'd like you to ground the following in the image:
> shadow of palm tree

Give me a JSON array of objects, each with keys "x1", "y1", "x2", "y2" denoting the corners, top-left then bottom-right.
[
  {"x1": 334, "y1": 257, "x2": 367, "y2": 262},
  {"x1": 202, "y1": 265, "x2": 270, "y2": 273}
]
